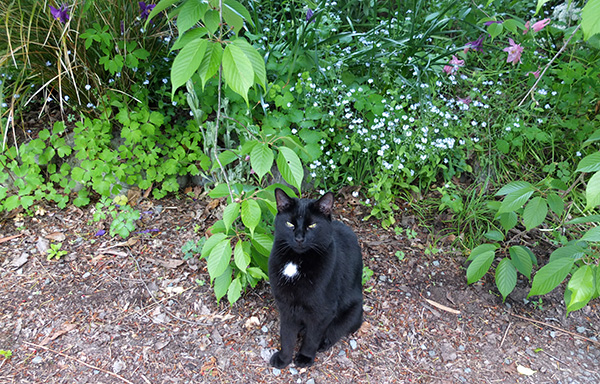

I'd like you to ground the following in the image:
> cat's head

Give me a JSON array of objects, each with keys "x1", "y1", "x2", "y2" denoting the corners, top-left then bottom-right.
[{"x1": 273, "y1": 188, "x2": 334, "y2": 253}]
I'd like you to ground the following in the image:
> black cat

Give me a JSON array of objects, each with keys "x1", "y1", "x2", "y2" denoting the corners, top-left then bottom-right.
[{"x1": 268, "y1": 188, "x2": 364, "y2": 368}]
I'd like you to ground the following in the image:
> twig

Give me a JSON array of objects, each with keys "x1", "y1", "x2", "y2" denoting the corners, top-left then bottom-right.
[
  {"x1": 517, "y1": 24, "x2": 582, "y2": 108},
  {"x1": 500, "y1": 322, "x2": 512, "y2": 348},
  {"x1": 509, "y1": 312, "x2": 600, "y2": 345},
  {"x1": 23, "y1": 341, "x2": 134, "y2": 384},
  {"x1": 423, "y1": 298, "x2": 460, "y2": 315}
]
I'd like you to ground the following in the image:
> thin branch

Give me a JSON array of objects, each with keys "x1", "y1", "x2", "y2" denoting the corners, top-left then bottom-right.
[
  {"x1": 517, "y1": 24, "x2": 581, "y2": 108},
  {"x1": 509, "y1": 312, "x2": 600, "y2": 345}
]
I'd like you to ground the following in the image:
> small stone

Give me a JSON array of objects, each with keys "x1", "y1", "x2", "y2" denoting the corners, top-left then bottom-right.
[
  {"x1": 338, "y1": 350, "x2": 346, "y2": 357},
  {"x1": 261, "y1": 326, "x2": 269, "y2": 333},
  {"x1": 458, "y1": 345, "x2": 465, "y2": 351},
  {"x1": 112, "y1": 360, "x2": 125, "y2": 374},
  {"x1": 464, "y1": 367, "x2": 472, "y2": 374},
  {"x1": 82, "y1": 272, "x2": 90, "y2": 279},
  {"x1": 350, "y1": 339, "x2": 358, "y2": 350},
  {"x1": 307, "y1": 379, "x2": 315, "y2": 384},
  {"x1": 577, "y1": 326, "x2": 586, "y2": 334},
  {"x1": 260, "y1": 349, "x2": 273, "y2": 362},
  {"x1": 504, "y1": 358, "x2": 512, "y2": 365},
  {"x1": 549, "y1": 331, "x2": 556, "y2": 338},
  {"x1": 31, "y1": 356, "x2": 43, "y2": 364},
  {"x1": 428, "y1": 350, "x2": 436, "y2": 357},
  {"x1": 289, "y1": 367, "x2": 298, "y2": 375},
  {"x1": 272, "y1": 368, "x2": 281, "y2": 376},
  {"x1": 432, "y1": 260, "x2": 440, "y2": 267}
]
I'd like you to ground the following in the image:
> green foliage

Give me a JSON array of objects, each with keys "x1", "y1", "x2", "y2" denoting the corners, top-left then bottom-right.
[
  {"x1": 47, "y1": 242, "x2": 68, "y2": 260},
  {"x1": 91, "y1": 197, "x2": 140, "y2": 239},
  {"x1": 0, "y1": 350, "x2": 12, "y2": 359}
]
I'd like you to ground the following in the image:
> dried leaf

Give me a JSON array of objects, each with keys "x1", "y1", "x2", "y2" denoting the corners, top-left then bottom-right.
[
  {"x1": 244, "y1": 316, "x2": 260, "y2": 329},
  {"x1": 40, "y1": 323, "x2": 77, "y2": 345},
  {"x1": 9, "y1": 252, "x2": 29, "y2": 269},
  {"x1": 517, "y1": 365, "x2": 536, "y2": 376},
  {"x1": 146, "y1": 257, "x2": 185, "y2": 269},
  {"x1": 45, "y1": 232, "x2": 66, "y2": 242}
]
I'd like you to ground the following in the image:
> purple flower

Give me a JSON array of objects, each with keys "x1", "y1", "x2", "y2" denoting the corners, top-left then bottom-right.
[
  {"x1": 483, "y1": 20, "x2": 502, "y2": 26},
  {"x1": 95, "y1": 229, "x2": 106, "y2": 236},
  {"x1": 503, "y1": 38, "x2": 524, "y2": 65},
  {"x1": 49, "y1": 3, "x2": 70, "y2": 24},
  {"x1": 464, "y1": 34, "x2": 485, "y2": 53},
  {"x1": 443, "y1": 55, "x2": 465, "y2": 75},
  {"x1": 139, "y1": 2, "x2": 155, "y2": 21},
  {"x1": 306, "y1": 8, "x2": 314, "y2": 23}
]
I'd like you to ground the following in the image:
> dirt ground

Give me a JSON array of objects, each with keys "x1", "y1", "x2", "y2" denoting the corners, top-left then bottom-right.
[{"x1": 1, "y1": 194, "x2": 599, "y2": 384}]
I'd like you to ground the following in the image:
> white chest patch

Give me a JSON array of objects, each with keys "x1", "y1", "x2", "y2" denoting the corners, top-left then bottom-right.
[{"x1": 282, "y1": 262, "x2": 299, "y2": 278}]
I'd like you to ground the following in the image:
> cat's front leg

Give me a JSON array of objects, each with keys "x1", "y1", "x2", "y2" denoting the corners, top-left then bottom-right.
[
  {"x1": 270, "y1": 316, "x2": 298, "y2": 369},
  {"x1": 295, "y1": 323, "x2": 325, "y2": 368}
]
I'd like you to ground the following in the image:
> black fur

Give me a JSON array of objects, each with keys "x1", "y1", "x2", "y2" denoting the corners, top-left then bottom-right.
[{"x1": 268, "y1": 188, "x2": 363, "y2": 368}]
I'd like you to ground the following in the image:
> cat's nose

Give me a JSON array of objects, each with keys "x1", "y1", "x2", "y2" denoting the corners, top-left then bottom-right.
[{"x1": 295, "y1": 235, "x2": 304, "y2": 243}]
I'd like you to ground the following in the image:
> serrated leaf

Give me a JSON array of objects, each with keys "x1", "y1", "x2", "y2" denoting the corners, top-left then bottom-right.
[
  {"x1": 177, "y1": 0, "x2": 207, "y2": 34},
  {"x1": 146, "y1": 0, "x2": 178, "y2": 25},
  {"x1": 529, "y1": 258, "x2": 574, "y2": 297},
  {"x1": 241, "y1": 199, "x2": 261, "y2": 234},
  {"x1": 549, "y1": 245, "x2": 586, "y2": 263},
  {"x1": 585, "y1": 171, "x2": 600, "y2": 210},
  {"x1": 203, "y1": 9, "x2": 220, "y2": 34},
  {"x1": 222, "y1": 43, "x2": 254, "y2": 104},
  {"x1": 498, "y1": 190, "x2": 534, "y2": 214},
  {"x1": 565, "y1": 265, "x2": 594, "y2": 315},
  {"x1": 495, "y1": 181, "x2": 534, "y2": 196},
  {"x1": 495, "y1": 258, "x2": 517, "y2": 302},
  {"x1": 197, "y1": 41, "x2": 223, "y2": 89},
  {"x1": 250, "y1": 142, "x2": 273, "y2": 181},
  {"x1": 523, "y1": 197, "x2": 548, "y2": 231},
  {"x1": 576, "y1": 152, "x2": 600, "y2": 173},
  {"x1": 171, "y1": 38, "x2": 208, "y2": 97},
  {"x1": 207, "y1": 238, "x2": 232, "y2": 281},
  {"x1": 276, "y1": 147, "x2": 303, "y2": 193},
  {"x1": 227, "y1": 276, "x2": 243, "y2": 304},
  {"x1": 213, "y1": 266, "x2": 232, "y2": 302},
  {"x1": 223, "y1": 202, "x2": 240, "y2": 232},
  {"x1": 484, "y1": 230, "x2": 505, "y2": 241},
  {"x1": 201, "y1": 233, "x2": 227, "y2": 258},
  {"x1": 251, "y1": 233, "x2": 273, "y2": 256},
  {"x1": 509, "y1": 246, "x2": 533, "y2": 279},
  {"x1": 547, "y1": 193, "x2": 564, "y2": 216},
  {"x1": 247, "y1": 267, "x2": 268, "y2": 280},
  {"x1": 224, "y1": 0, "x2": 253, "y2": 26},
  {"x1": 581, "y1": 226, "x2": 600, "y2": 242},
  {"x1": 234, "y1": 239, "x2": 251, "y2": 271},
  {"x1": 231, "y1": 38, "x2": 266, "y2": 90},
  {"x1": 223, "y1": 3, "x2": 244, "y2": 35},
  {"x1": 566, "y1": 215, "x2": 600, "y2": 225},
  {"x1": 171, "y1": 28, "x2": 208, "y2": 51},
  {"x1": 467, "y1": 243, "x2": 498, "y2": 262},
  {"x1": 498, "y1": 211, "x2": 518, "y2": 231},
  {"x1": 466, "y1": 249, "x2": 495, "y2": 284}
]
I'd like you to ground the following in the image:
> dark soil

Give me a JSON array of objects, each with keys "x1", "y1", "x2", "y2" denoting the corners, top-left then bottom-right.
[{"x1": 1, "y1": 195, "x2": 599, "y2": 384}]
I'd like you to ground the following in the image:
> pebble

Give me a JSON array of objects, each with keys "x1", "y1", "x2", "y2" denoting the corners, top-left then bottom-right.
[
  {"x1": 261, "y1": 326, "x2": 269, "y2": 333},
  {"x1": 432, "y1": 260, "x2": 440, "y2": 267},
  {"x1": 350, "y1": 339, "x2": 358, "y2": 350},
  {"x1": 289, "y1": 367, "x2": 298, "y2": 375},
  {"x1": 338, "y1": 350, "x2": 346, "y2": 357},
  {"x1": 550, "y1": 331, "x2": 556, "y2": 338},
  {"x1": 307, "y1": 380, "x2": 315, "y2": 384},
  {"x1": 31, "y1": 356, "x2": 43, "y2": 364},
  {"x1": 464, "y1": 367, "x2": 472, "y2": 374},
  {"x1": 272, "y1": 368, "x2": 281, "y2": 376},
  {"x1": 458, "y1": 345, "x2": 465, "y2": 351},
  {"x1": 82, "y1": 272, "x2": 90, "y2": 279},
  {"x1": 428, "y1": 350, "x2": 436, "y2": 357},
  {"x1": 577, "y1": 326, "x2": 586, "y2": 334}
]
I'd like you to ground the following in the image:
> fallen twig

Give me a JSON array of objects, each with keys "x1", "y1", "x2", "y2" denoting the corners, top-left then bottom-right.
[
  {"x1": 510, "y1": 312, "x2": 600, "y2": 345},
  {"x1": 500, "y1": 322, "x2": 512, "y2": 348},
  {"x1": 423, "y1": 298, "x2": 460, "y2": 315},
  {"x1": 23, "y1": 341, "x2": 134, "y2": 384},
  {"x1": 0, "y1": 234, "x2": 23, "y2": 244}
]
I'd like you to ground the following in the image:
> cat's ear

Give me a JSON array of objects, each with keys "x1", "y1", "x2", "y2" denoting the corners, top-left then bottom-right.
[
  {"x1": 316, "y1": 192, "x2": 334, "y2": 217},
  {"x1": 275, "y1": 188, "x2": 294, "y2": 212}
]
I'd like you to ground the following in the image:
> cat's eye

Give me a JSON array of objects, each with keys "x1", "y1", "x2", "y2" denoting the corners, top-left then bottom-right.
[
  {"x1": 285, "y1": 222, "x2": 295, "y2": 228},
  {"x1": 308, "y1": 223, "x2": 317, "y2": 229}
]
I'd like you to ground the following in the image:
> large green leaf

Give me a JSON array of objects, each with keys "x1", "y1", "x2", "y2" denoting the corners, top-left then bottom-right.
[
  {"x1": 177, "y1": 0, "x2": 208, "y2": 34},
  {"x1": 197, "y1": 41, "x2": 223, "y2": 89},
  {"x1": 581, "y1": 0, "x2": 600, "y2": 41},
  {"x1": 509, "y1": 246, "x2": 533, "y2": 279},
  {"x1": 467, "y1": 249, "x2": 495, "y2": 284},
  {"x1": 585, "y1": 171, "x2": 600, "y2": 210},
  {"x1": 498, "y1": 190, "x2": 534, "y2": 214},
  {"x1": 171, "y1": 38, "x2": 208, "y2": 97},
  {"x1": 234, "y1": 239, "x2": 251, "y2": 272},
  {"x1": 576, "y1": 152, "x2": 600, "y2": 173},
  {"x1": 222, "y1": 202, "x2": 240, "y2": 232},
  {"x1": 146, "y1": 0, "x2": 178, "y2": 25},
  {"x1": 495, "y1": 181, "x2": 534, "y2": 196},
  {"x1": 250, "y1": 142, "x2": 273, "y2": 181},
  {"x1": 241, "y1": 199, "x2": 261, "y2": 235},
  {"x1": 231, "y1": 38, "x2": 266, "y2": 90},
  {"x1": 227, "y1": 276, "x2": 243, "y2": 304},
  {"x1": 522, "y1": 196, "x2": 548, "y2": 231},
  {"x1": 251, "y1": 233, "x2": 273, "y2": 256},
  {"x1": 222, "y1": 2, "x2": 244, "y2": 35},
  {"x1": 581, "y1": 226, "x2": 600, "y2": 242},
  {"x1": 222, "y1": 43, "x2": 254, "y2": 104},
  {"x1": 549, "y1": 245, "x2": 586, "y2": 262},
  {"x1": 207, "y1": 237, "x2": 232, "y2": 281},
  {"x1": 276, "y1": 147, "x2": 303, "y2": 193},
  {"x1": 466, "y1": 243, "x2": 498, "y2": 262},
  {"x1": 213, "y1": 266, "x2": 232, "y2": 302},
  {"x1": 546, "y1": 193, "x2": 564, "y2": 216},
  {"x1": 495, "y1": 258, "x2": 517, "y2": 302},
  {"x1": 529, "y1": 257, "x2": 574, "y2": 297},
  {"x1": 565, "y1": 265, "x2": 595, "y2": 315},
  {"x1": 498, "y1": 211, "x2": 518, "y2": 231}
]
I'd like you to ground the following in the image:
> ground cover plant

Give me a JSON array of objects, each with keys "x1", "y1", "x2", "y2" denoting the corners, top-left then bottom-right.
[{"x1": 1, "y1": 0, "x2": 600, "y2": 317}]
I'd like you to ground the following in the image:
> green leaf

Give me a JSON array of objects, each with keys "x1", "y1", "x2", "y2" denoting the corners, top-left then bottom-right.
[
  {"x1": 203, "y1": 9, "x2": 220, "y2": 34},
  {"x1": 487, "y1": 22, "x2": 503, "y2": 39},
  {"x1": 549, "y1": 245, "x2": 586, "y2": 262},
  {"x1": 231, "y1": 38, "x2": 266, "y2": 90},
  {"x1": 251, "y1": 233, "x2": 273, "y2": 256},
  {"x1": 566, "y1": 215, "x2": 600, "y2": 225},
  {"x1": 484, "y1": 230, "x2": 505, "y2": 241},
  {"x1": 498, "y1": 211, "x2": 518, "y2": 231},
  {"x1": 224, "y1": 0, "x2": 253, "y2": 27},
  {"x1": 250, "y1": 142, "x2": 273, "y2": 181},
  {"x1": 227, "y1": 276, "x2": 243, "y2": 304},
  {"x1": 247, "y1": 267, "x2": 268, "y2": 280},
  {"x1": 535, "y1": 0, "x2": 551, "y2": 16},
  {"x1": 581, "y1": 226, "x2": 600, "y2": 242},
  {"x1": 209, "y1": 183, "x2": 231, "y2": 198},
  {"x1": 522, "y1": 197, "x2": 548, "y2": 231},
  {"x1": 467, "y1": 243, "x2": 498, "y2": 262},
  {"x1": 201, "y1": 233, "x2": 227, "y2": 258},
  {"x1": 146, "y1": 0, "x2": 178, "y2": 25},
  {"x1": 509, "y1": 246, "x2": 533, "y2": 279},
  {"x1": 171, "y1": 28, "x2": 208, "y2": 51},
  {"x1": 565, "y1": 265, "x2": 594, "y2": 315},
  {"x1": 546, "y1": 193, "x2": 564, "y2": 216},
  {"x1": 495, "y1": 258, "x2": 517, "y2": 302},
  {"x1": 207, "y1": 237, "x2": 232, "y2": 281},
  {"x1": 222, "y1": 202, "x2": 240, "y2": 232},
  {"x1": 585, "y1": 171, "x2": 600, "y2": 210},
  {"x1": 581, "y1": 0, "x2": 600, "y2": 41},
  {"x1": 171, "y1": 38, "x2": 208, "y2": 97},
  {"x1": 241, "y1": 199, "x2": 261, "y2": 234},
  {"x1": 222, "y1": 2, "x2": 244, "y2": 35},
  {"x1": 576, "y1": 152, "x2": 600, "y2": 173},
  {"x1": 498, "y1": 190, "x2": 535, "y2": 214},
  {"x1": 276, "y1": 147, "x2": 304, "y2": 193},
  {"x1": 529, "y1": 258, "x2": 575, "y2": 297},
  {"x1": 197, "y1": 41, "x2": 223, "y2": 89},
  {"x1": 495, "y1": 181, "x2": 534, "y2": 196},
  {"x1": 177, "y1": 0, "x2": 207, "y2": 34},
  {"x1": 234, "y1": 239, "x2": 251, "y2": 271},
  {"x1": 213, "y1": 266, "x2": 232, "y2": 302},
  {"x1": 222, "y1": 43, "x2": 254, "y2": 104},
  {"x1": 466, "y1": 249, "x2": 495, "y2": 284}
]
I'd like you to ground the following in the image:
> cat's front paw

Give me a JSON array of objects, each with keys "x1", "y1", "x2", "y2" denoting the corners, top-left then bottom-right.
[
  {"x1": 270, "y1": 351, "x2": 291, "y2": 369},
  {"x1": 294, "y1": 353, "x2": 315, "y2": 368},
  {"x1": 318, "y1": 337, "x2": 332, "y2": 352}
]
